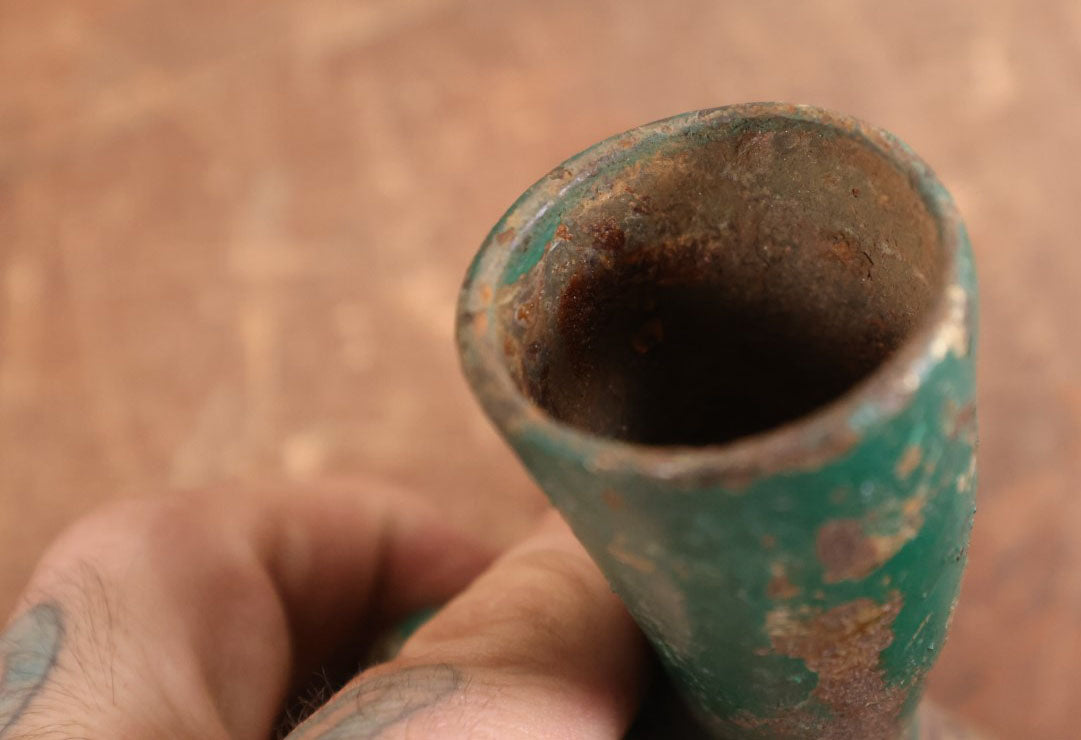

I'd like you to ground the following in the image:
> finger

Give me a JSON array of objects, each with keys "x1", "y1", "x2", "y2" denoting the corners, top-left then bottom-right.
[
  {"x1": 0, "y1": 481, "x2": 496, "y2": 740},
  {"x1": 288, "y1": 510, "x2": 650, "y2": 739}
]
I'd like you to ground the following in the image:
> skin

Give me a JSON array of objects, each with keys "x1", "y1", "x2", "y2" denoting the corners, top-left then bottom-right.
[{"x1": 0, "y1": 482, "x2": 649, "y2": 739}]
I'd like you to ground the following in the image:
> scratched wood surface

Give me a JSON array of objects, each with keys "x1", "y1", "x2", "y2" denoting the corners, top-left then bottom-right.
[{"x1": 2, "y1": 1, "x2": 1079, "y2": 737}]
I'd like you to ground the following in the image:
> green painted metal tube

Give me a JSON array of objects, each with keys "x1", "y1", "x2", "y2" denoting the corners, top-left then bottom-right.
[{"x1": 457, "y1": 103, "x2": 977, "y2": 739}]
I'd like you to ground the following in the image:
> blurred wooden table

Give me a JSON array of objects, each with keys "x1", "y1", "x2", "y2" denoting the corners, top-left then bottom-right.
[{"x1": 2, "y1": 1, "x2": 1079, "y2": 736}]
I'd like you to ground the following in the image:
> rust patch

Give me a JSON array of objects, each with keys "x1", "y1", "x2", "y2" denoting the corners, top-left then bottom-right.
[
  {"x1": 945, "y1": 400, "x2": 977, "y2": 441},
  {"x1": 735, "y1": 129, "x2": 779, "y2": 168},
  {"x1": 630, "y1": 194, "x2": 653, "y2": 215},
  {"x1": 515, "y1": 301, "x2": 534, "y2": 325},
  {"x1": 623, "y1": 185, "x2": 654, "y2": 215},
  {"x1": 607, "y1": 535, "x2": 656, "y2": 574},
  {"x1": 870, "y1": 494, "x2": 927, "y2": 564},
  {"x1": 817, "y1": 519, "x2": 880, "y2": 583},
  {"x1": 767, "y1": 562, "x2": 801, "y2": 599},
  {"x1": 818, "y1": 487, "x2": 928, "y2": 583},
  {"x1": 822, "y1": 232, "x2": 874, "y2": 279},
  {"x1": 588, "y1": 219, "x2": 626, "y2": 251},
  {"x1": 601, "y1": 489, "x2": 625, "y2": 511},
  {"x1": 549, "y1": 165, "x2": 572, "y2": 180},
  {"x1": 739, "y1": 592, "x2": 907, "y2": 738},
  {"x1": 477, "y1": 283, "x2": 493, "y2": 305},
  {"x1": 495, "y1": 227, "x2": 516, "y2": 244},
  {"x1": 895, "y1": 444, "x2": 922, "y2": 478},
  {"x1": 554, "y1": 222, "x2": 572, "y2": 241}
]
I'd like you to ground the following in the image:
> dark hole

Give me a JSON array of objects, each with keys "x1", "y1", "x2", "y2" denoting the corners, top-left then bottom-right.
[
  {"x1": 502, "y1": 119, "x2": 942, "y2": 446},
  {"x1": 541, "y1": 254, "x2": 902, "y2": 446}
]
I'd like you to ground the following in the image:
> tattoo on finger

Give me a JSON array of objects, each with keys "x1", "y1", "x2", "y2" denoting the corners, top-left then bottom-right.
[
  {"x1": 0, "y1": 602, "x2": 65, "y2": 737},
  {"x1": 286, "y1": 664, "x2": 463, "y2": 739}
]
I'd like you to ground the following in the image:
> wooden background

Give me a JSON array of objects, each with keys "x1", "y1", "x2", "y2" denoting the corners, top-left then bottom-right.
[{"x1": 2, "y1": 1, "x2": 1079, "y2": 737}]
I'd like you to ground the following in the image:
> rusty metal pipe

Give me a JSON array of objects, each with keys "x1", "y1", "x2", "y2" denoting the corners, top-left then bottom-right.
[{"x1": 457, "y1": 103, "x2": 978, "y2": 739}]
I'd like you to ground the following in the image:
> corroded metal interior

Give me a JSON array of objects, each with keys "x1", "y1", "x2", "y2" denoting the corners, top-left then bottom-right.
[{"x1": 500, "y1": 118, "x2": 944, "y2": 446}]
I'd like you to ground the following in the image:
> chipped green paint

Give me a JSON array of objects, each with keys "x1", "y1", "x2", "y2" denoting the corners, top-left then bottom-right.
[{"x1": 457, "y1": 104, "x2": 977, "y2": 738}]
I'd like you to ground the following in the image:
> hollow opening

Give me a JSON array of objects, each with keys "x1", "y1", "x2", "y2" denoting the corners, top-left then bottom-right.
[{"x1": 499, "y1": 118, "x2": 945, "y2": 446}]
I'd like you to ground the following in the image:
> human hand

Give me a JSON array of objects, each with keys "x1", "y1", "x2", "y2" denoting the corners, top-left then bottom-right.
[{"x1": 0, "y1": 483, "x2": 649, "y2": 738}]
